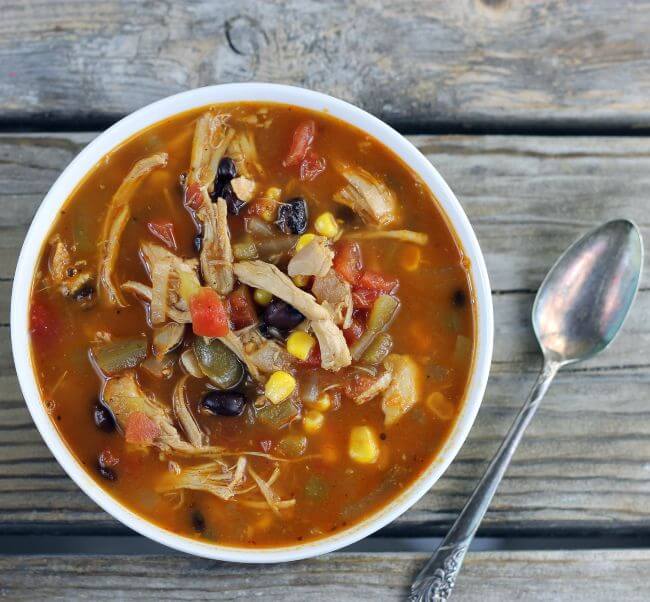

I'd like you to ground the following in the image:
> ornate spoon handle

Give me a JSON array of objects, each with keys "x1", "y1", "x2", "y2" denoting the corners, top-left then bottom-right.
[{"x1": 409, "y1": 360, "x2": 559, "y2": 602}]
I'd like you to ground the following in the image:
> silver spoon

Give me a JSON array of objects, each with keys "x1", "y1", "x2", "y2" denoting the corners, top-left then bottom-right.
[{"x1": 410, "y1": 219, "x2": 644, "y2": 601}]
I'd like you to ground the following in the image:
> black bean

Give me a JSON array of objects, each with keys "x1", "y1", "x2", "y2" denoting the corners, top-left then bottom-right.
[
  {"x1": 277, "y1": 197, "x2": 308, "y2": 234},
  {"x1": 263, "y1": 299, "x2": 305, "y2": 331},
  {"x1": 258, "y1": 323, "x2": 285, "y2": 341},
  {"x1": 194, "y1": 233, "x2": 203, "y2": 253},
  {"x1": 452, "y1": 289, "x2": 467, "y2": 307},
  {"x1": 98, "y1": 465, "x2": 117, "y2": 481},
  {"x1": 191, "y1": 509, "x2": 206, "y2": 532},
  {"x1": 220, "y1": 181, "x2": 245, "y2": 215},
  {"x1": 73, "y1": 285, "x2": 96, "y2": 308},
  {"x1": 218, "y1": 157, "x2": 237, "y2": 181},
  {"x1": 93, "y1": 403, "x2": 115, "y2": 432},
  {"x1": 202, "y1": 391, "x2": 246, "y2": 417}
]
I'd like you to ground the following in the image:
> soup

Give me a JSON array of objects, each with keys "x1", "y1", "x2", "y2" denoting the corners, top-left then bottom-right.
[{"x1": 29, "y1": 103, "x2": 475, "y2": 547}]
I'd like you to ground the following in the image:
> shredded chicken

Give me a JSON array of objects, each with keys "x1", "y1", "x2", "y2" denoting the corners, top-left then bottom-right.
[
  {"x1": 230, "y1": 176, "x2": 256, "y2": 202},
  {"x1": 287, "y1": 236, "x2": 333, "y2": 278},
  {"x1": 345, "y1": 229, "x2": 428, "y2": 245},
  {"x1": 238, "y1": 327, "x2": 294, "y2": 373},
  {"x1": 48, "y1": 235, "x2": 94, "y2": 300},
  {"x1": 152, "y1": 323, "x2": 185, "y2": 358},
  {"x1": 353, "y1": 370, "x2": 393, "y2": 405},
  {"x1": 312, "y1": 268, "x2": 353, "y2": 329},
  {"x1": 219, "y1": 331, "x2": 263, "y2": 382},
  {"x1": 172, "y1": 375, "x2": 208, "y2": 448},
  {"x1": 197, "y1": 198, "x2": 234, "y2": 295},
  {"x1": 334, "y1": 164, "x2": 397, "y2": 226},
  {"x1": 188, "y1": 113, "x2": 234, "y2": 190},
  {"x1": 227, "y1": 128, "x2": 263, "y2": 177},
  {"x1": 233, "y1": 261, "x2": 351, "y2": 371},
  {"x1": 98, "y1": 153, "x2": 168, "y2": 306},
  {"x1": 122, "y1": 281, "x2": 191, "y2": 323},
  {"x1": 381, "y1": 354, "x2": 422, "y2": 426},
  {"x1": 102, "y1": 372, "x2": 222, "y2": 455},
  {"x1": 157, "y1": 458, "x2": 246, "y2": 501}
]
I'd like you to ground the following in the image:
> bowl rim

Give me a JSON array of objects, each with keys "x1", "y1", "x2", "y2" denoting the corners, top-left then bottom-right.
[{"x1": 11, "y1": 83, "x2": 493, "y2": 563}]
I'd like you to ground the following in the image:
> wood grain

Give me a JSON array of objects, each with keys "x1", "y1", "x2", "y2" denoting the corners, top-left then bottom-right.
[
  {"x1": 2, "y1": 1, "x2": 650, "y2": 128},
  {"x1": 2, "y1": 133, "x2": 650, "y2": 535},
  {"x1": 1, "y1": 550, "x2": 649, "y2": 601}
]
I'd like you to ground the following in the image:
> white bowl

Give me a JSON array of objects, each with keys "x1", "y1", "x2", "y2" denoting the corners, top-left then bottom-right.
[{"x1": 11, "y1": 83, "x2": 493, "y2": 562}]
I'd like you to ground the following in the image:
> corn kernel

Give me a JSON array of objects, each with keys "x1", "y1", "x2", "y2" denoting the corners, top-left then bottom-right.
[
  {"x1": 265, "y1": 187, "x2": 282, "y2": 202},
  {"x1": 349, "y1": 426, "x2": 380, "y2": 464},
  {"x1": 400, "y1": 244, "x2": 422, "y2": 272},
  {"x1": 292, "y1": 274, "x2": 310, "y2": 288},
  {"x1": 253, "y1": 288, "x2": 273, "y2": 306},
  {"x1": 286, "y1": 331, "x2": 316, "y2": 361},
  {"x1": 264, "y1": 371, "x2": 296, "y2": 404},
  {"x1": 306, "y1": 392, "x2": 331, "y2": 412},
  {"x1": 426, "y1": 391, "x2": 455, "y2": 421},
  {"x1": 303, "y1": 409, "x2": 325, "y2": 434},
  {"x1": 178, "y1": 271, "x2": 201, "y2": 305},
  {"x1": 314, "y1": 212, "x2": 339, "y2": 238},
  {"x1": 296, "y1": 233, "x2": 316, "y2": 253}
]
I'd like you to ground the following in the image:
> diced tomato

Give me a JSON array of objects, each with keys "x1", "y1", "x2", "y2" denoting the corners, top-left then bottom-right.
[
  {"x1": 227, "y1": 286, "x2": 258, "y2": 330},
  {"x1": 283, "y1": 120, "x2": 315, "y2": 167},
  {"x1": 333, "y1": 240, "x2": 364, "y2": 285},
  {"x1": 300, "y1": 343, "x2": 321, "y2": 368},
  {"x1": 147, "y1": 221, "x2": 177, "y2": 249},
  {"x1": 125, "y1": 411, "x2": 160, "y2": 445},
  {"x1": 29, "y1": 301, "x2": 59, "y2": 343},
  {"x1": 352, "y1": 287, "x2": 380, "y2": 309},
  {"x1": 184, "y1": 183, "x2": 203, "y2": 210},
  {"x1": 190, "y1": 287, "x2": 230, "y2": 337},
  {"x1": 299, "y1": 150, "x2": 326, "y2": 181},
  {"x1": 357, "y1": 270, "x2": 399, "y2": 294},
  {"x1": 343, "y1": 314, "x2": 366, "y2": 345},
  {"x1": 98, "y1": 448, "x2": 119, "y2": 469}
]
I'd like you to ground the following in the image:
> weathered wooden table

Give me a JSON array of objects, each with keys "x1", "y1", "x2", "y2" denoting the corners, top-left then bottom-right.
[{"x1": 2, "y1": 1, "x2": 650, "y2": 599}]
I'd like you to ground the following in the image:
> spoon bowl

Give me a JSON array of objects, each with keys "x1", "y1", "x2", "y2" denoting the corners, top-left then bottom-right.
[{"x1": 533, "y1": 219, "x2": 643, "y2": 365}]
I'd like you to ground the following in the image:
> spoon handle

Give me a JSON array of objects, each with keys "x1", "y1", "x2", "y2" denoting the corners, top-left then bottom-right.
[{"x1": 409, "y1": 360, "x2": 559, "y2": 602}]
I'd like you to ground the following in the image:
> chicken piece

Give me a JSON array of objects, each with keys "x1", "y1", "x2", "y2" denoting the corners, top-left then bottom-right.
[
  {"x1": 197, "y1": 198, "x2": 235, "y2": 295},
  {"x1": 98, "y1": 153, "x2": 169, "y2": 306},
  {"x1": 102, "y1": 372, "x2": 222, "y2": 455},
  {"x1": 312, "y1": 268, "x2": 353, "y2": 329},
  {"x1": 138, "y1": 242, "x2": 201, "y2": 318},
  {"x1": 188, "y1": 113, "x2": 234, "y2": 190},
  {"x1": 233, "y1": 261, "x2": 352, "y2": 371},
  {"x1": 48, "y1": 235, "x2": 95, "y2": 303},
  {"x1": 122, "y1": 281, "x2": 191, "y2": 324},
  {"x1": 238, "y1": 327, "x2": 294, "y2": 373},
  {"x1": 287, "y1": 236, "x2": 334, "y2": 278},
  {"x1": 173, "y1": 375, "x2": 208, "y2": 448},
  {"x1": 381, "y1": 354, "x2": 422, "y2": 426},
  {"x1": 334, "y1": 165, "x2": 397, "y2": 226},
  {"x1": 227, "y1": 128, "x2": 263, "y2": 178},
  {"x1": 218, "y1": 331, "x2": 263, "y2": 383},
  {"x1": 230, "y1": 176, "x2": 256, "y2": 202},
  {"x1": 353, "y1": 370, "x2": 393, "y2": 405},
  {"x1": 234, "y1": 261, "x2": 329, "y2": 322}
]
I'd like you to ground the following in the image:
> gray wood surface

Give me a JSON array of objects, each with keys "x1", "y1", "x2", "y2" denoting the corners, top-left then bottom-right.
[
  {"x1": 1, "y1": 550, "x2": 649, "y2": 600},
  {"x1": 2, "y1": 133, "x2": 649, "y2": 536},
  {"x1": 2, "y1": 1, "x2": 650, "y2": 129}
]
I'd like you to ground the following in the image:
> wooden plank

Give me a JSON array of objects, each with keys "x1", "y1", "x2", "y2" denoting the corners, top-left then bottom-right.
[
  {"x1": 2, "y1": 133, "x2": 650, "y2": 535},
  {"x1": 2, "y1": 1, "x2": 650, "y2": 128},
  {"x1": 1, "y1": 550, "x2": 649, "y2": 601}
]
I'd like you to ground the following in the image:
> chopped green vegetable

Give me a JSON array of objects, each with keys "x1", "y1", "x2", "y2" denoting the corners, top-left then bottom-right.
[
  {"x1": 192, "y1": 336, "x2": 244, "y2": 389},
  {"x1": 278, "y1": 434, "x2": 308, "y2": 458},
  {"x1": 361, "y1": 332, "x2": 393, "y2": 365},
  {"x1": 351, "y1": 294, "x2": 399, "y2": 360},
  {"x1": 92, "y1": 337, "x2": 147, "y2": 375},
  {"x1": 256, "y1": 399, "x2": 299, "y2": 429}
]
